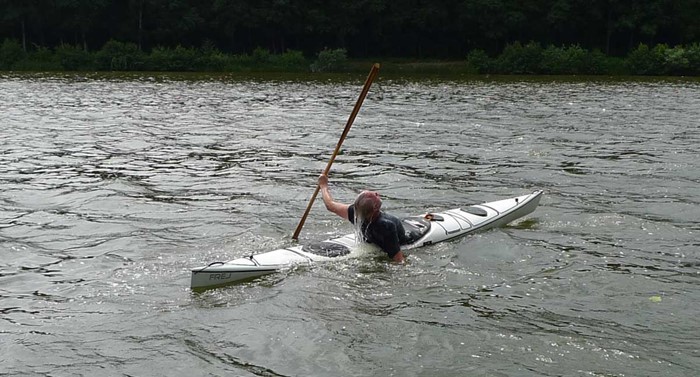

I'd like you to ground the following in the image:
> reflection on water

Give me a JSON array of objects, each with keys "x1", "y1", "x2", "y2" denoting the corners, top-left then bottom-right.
[{"x1": 1, "y1": 73, "x2": 699, "y2": 376}]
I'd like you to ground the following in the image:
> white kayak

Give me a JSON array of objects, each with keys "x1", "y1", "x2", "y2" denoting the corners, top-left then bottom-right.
[{"x1": 191, "y1": 190, "x2": 543, "y2": 290}]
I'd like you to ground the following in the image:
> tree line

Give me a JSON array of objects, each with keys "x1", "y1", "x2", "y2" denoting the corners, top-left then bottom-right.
[{"x1": 1, "y1": 0, "x2": 699, "y2": 74}]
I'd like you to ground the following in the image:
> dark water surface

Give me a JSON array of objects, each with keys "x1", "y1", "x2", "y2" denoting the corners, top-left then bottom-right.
[{"x1": 1, "y1": 73, "x2": 698, "y2": 376}]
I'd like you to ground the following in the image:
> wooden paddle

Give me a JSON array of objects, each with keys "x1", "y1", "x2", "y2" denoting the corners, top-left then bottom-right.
[{"x1": 292, "y1": 63, "x2": 381, "y2": 240}]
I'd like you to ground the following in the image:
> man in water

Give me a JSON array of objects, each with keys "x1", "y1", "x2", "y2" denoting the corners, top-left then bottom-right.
[{"x1": 318, "y1": 174, "x2": 407, "y2": 262}]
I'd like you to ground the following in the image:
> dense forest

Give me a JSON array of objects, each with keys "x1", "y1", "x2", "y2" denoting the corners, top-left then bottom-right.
[{"x1": 1, "y1": 0, "x2": 699, "y2": 74}]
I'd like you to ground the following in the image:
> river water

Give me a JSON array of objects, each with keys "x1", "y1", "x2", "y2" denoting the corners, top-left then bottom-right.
[{"x1": 1, "y1": 72, "x2": 698, "y2": 376}]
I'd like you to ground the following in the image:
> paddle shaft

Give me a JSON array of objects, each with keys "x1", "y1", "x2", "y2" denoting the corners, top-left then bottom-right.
[{"x1": 292, "y1": 63, "x2": 381, "y2": 240}]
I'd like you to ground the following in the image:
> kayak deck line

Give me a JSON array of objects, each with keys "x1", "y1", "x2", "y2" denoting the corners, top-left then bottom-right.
[
  {"x1": 477, "y1": 204, "x2": 500, "y2": 215},
  {"x1": 284, "y1": 247, "x2": 316, "y2": 261},
  {"x1": 191, "y1": 261, "x2": 224, "y2": 273},
  {"x1": 190, "y1": 190, "x2": 543, "y2": 290}
]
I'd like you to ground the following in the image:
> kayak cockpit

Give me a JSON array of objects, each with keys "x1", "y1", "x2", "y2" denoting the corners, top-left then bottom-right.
[
  {"x1": 401, "y1": 216, "x2": 431, "y2": 244},
  {"x1": 302, "y1": 241, "x2": 352, "y2": 257}
]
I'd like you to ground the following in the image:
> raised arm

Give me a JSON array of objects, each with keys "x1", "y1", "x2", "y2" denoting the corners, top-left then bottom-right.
[{"x1": 318, "y1": 174, "x2": 350, "y2": 220}]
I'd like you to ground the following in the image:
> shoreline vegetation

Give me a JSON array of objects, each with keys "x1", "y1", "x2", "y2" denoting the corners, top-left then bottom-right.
[{"x1": 1, "y1": 39, "x2": 699, "y2": 76}]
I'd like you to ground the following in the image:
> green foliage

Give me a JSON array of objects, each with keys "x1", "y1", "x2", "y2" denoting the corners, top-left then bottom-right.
[
  {"x1": 96, "y1": 40, "x2": 144, "y2": 71},
  {"x1": 55, "y1": 44, "x2": 95, "y2": 71},
  {"x1": 562, "y1": 45, "x2": 588, "y2": 74},
  {"x1": 252, "y1": 47, "x2": 272, "y2": 64},
  {"x1": 663, "y1": 46, "x2": 689, "y2": 75},
  {"x1": 482, "y1": 43, "x2": 663, "y2": 75},
  {"x1": 464, "y1": 42, "x2": 645, "y2": 75},
  {"x1": 641, "y1": 44, "x2": 700, "y2": 76},
  {"x1": 197, "y1": 45, "x2": 234, "y2": 71},
  {"x1": 642, "y1": 43, "x2": 700, "y2": 75},
  {"x1": 145, "y1": 45, "x2": 198, "y2": 71},
  {"x1": 626, "y1": 43, "x2": 670, "y2": 75},
  {"x1": 685, "y1": 44, "x2": 700, "y2": 75},
  {"x1": 1, "y1": 2, "x2": 698, "y2": 75},
  {"x1": 539, "y1": 45, "x2": 568, "y2": 74},
  {"x1": 601, "y1": 56, "x2": 628, "y2": 75},
  {"x1": 0, "y1": 39, "x2": 25, "y2": 70},
  {"x1": 273, "y1": 50, "x2": 307, "y2": 71},
  {"x1": 13, "y1": 46, "x2": 61, "y2": 71},
  {"x1": 310, "y1": 48, "x2": 348, "y2": 72},
  {"x1": 586, "y1": 49, "x2": 618, "y2": 75},
  {"x1": 540, "y1": 45, "x2": 590, "y2": 74},
  {"x1": 144, "y1": 46, "x2": 173, "y2": 71},
  {"x1": 495, "y1": 42, "x2": 543, "y2": 74},
  {"x1": 0, "y1": 1, "x2": 699, "y2": 67},
  {"x1": 2, "y1": 36, "x2": 696, "y2": 76},
  {"x1": 466, "y1": 49, "x2": 491, "y2": 74}
]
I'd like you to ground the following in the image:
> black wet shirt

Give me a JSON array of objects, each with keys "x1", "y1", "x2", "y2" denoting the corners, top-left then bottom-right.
[{"x1": 348, "y1": 205, "x2": 408, "y2": 258}]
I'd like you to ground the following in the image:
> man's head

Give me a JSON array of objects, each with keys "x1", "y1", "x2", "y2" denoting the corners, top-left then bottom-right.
[{"x1": 353, "y1": 190, "x2": 382, "y2": 223}]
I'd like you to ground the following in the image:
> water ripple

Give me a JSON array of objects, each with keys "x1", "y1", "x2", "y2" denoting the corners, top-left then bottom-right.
[{"x1": 1, "y1": 74, "x2": 699, "y2": 376}]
